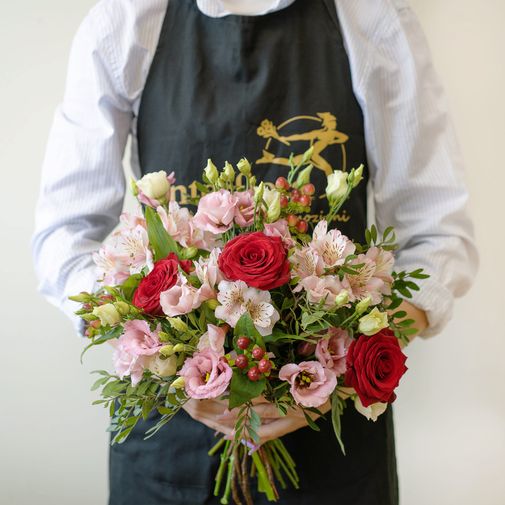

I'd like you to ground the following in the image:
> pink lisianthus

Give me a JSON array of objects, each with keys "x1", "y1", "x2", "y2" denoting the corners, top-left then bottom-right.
[
  {"x1": 193, "y1": 189, "x2": 238, "y2": 234},
  {"x1": 120, "y1": 320, "x2": 163, "y2": 356},
  {"x1": 315, "y1": 328, "x2": 352, "y2": 376},
  {"x1": 160, "y1": 276, "x2": 202, "y2": 317},
  {"x1": 112, "y1": 344, "x2": 146, "y2": 386},
  {"x1": 234, "y1": 190, "x2": 255, "y2": 227},
  {"x1": 264, "y1": 219, "x2": 295, "y2": 248},
  {"x1": 296, "y1": 275, "x2": 350, "y2": 308},
  {"x1": 197, "y1": 324, "x2": 227, "y2": 355},
  {"x1": 178, "y1": 348, "x2": 232, "y2": 399},
  {"x1": 279, "y1": 361, "x2": 337, "y2": 408}
]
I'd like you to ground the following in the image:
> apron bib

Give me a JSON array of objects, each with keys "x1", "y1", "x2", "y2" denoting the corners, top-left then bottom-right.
[{"x1": 110, "y1": 1, "x2": 398, "y2": 503}]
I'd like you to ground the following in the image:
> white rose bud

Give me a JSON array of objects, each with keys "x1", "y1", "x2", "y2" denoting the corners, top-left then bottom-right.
[
  {"x1": 266, "y1": 191, "x2": 281, "y2": 223},
  {"x1": 355, "y1": 296, "x2": 372, "y2": 315},
  {"x1": 354, "y1": 396, "x2": 387, "y2": 422},
  {"x1": 147, "y1": 354, "x2": 177, "y2": 378},
  {"x1": 92, "y1": 303, "x2": 121, "y2": 326},
  {"x1": 136, "y1": 171, "x2": 170, "y2": 200},
  {"x1": 358, "y1": 307, "x2": 389, "y2": 336},
  {"x1": 237, "y1": 158, "x2": 251, "y2": 176},
  {"x1": 334, "y1": 289, "x2": 350, "y2": 307},
  {"x1": 204, "y1": 159, "x2": 219, "y2": 183},
  {"x1": 326, "y1": 170, "x2": 348, "y2": 204}
]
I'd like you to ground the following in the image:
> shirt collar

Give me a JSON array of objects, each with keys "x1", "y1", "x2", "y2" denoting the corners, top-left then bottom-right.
[{"x1": 196, "y1": 0, "x2": 297, "y2": 17}]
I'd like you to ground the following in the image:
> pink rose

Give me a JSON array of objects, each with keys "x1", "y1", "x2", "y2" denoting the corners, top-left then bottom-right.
[
  {"x1": 178, "y1": 348, "x2": 232, "y2": 399},
  {"x1": 120, "y1": 320, "x2": 162, "y2": 357},
  {"x1": 160, "y1": 277, "x2": 201, "y2": 317},
  {"x1": 279, "y1": 361, "x2": 337, "y2": 408},
  {"x1": 234, "y1": 190, "x2": 255, "y2": 227},
  {"x1": 315, "y1": 328, "x2": 351, "y2": 376},
  {"x1": 193, "y1": 189, "x2": 238, "y2": 234},
  {"x1": 263, "y1": 219, "x2": 295, "y2": 248}
]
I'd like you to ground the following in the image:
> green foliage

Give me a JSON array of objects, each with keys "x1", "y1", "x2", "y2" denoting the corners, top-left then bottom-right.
[
  {"x1": 331, "y1": 391, "x2": 347, "y2": 455},
  {"x1": 228, "y1": 370, "x2": 266, "y2": 410},
  {"x1": 144, "y1": 205, "x2": 179, "y2": 260}
]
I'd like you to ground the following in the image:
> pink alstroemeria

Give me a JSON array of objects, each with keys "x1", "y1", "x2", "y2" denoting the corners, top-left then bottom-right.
[
  {"x1": 93, "y1": 245, "x2": 130, "y2": 286},
  {"x1": 264, "y1": 219, "x2": 295, "y2": 248},
  {"x1": 309, "y1": 220, "x2": 355, "y2": 269},
  {"x1": 295, "y1": 275, "x2": 350, "y2": 308}
]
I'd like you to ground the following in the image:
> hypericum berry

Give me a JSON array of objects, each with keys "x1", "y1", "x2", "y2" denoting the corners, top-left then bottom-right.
[
  {"x1": 247, "y1": 366, "x2": 261, "y2": 381},
  {"x1": 257, "y1": 359, "x2": 272, "y2": 374},
  {"x1": 301, "y1": 183, "x2": 316, "y2": 196},
  {"x1": 296, "y1": 220, "x2": 308, "y2": 234},
  {"x1": 251, "y1": 346, "x2": 265, "y2": 360},
  {"x1": 280, "y1": 195, "x2": 289, "y2": 208},
  {"x1": 235, "y1": 354, "x2": 249, "y2": 369},
  {"x1": 291, "y1": 189, "x2": 300, "y2": 198},
  {"x1": 287, "y1": 214, "x2": 299, "y2": 227},
  {"x1": 299, "y1": 194, "x2": 311, "y2": 207},
  {"x1": 275, "y1": 177, "x2": 290, "y2": 190},
  {"x1": 237, "y1": 336, "x2": 251, "y2": 350}
]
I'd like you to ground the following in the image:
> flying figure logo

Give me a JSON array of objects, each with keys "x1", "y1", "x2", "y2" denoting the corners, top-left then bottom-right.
[{"x1": 256, "y1": 112, "x2": 349, "y2": 176}]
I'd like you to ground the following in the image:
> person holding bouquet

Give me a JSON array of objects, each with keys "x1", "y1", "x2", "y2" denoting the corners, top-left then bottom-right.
[{"x1": 32, "y1": 1, "x2": 478, "y2": 504}]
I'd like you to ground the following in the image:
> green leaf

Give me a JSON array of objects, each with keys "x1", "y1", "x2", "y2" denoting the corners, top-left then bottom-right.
[
  {"x1": 303, "y1": 411, "x2": 321, "y2": 432},
  {"x1": 228, "y1": 371, "x2": 266, "y2": 410},
  {"x1": 80, "y1": 326, "x2": 123, "y2": 363},
  {"x1": 234, "y1": 313, "x2": 262, "y2": 339},
  {"x1": 121, "y1": 273, "x2": 143, "y2": 301},
  {"x1": 331, "y1": 391, "x2": 346, "y2": 456},
  {"x1": 91, "y1": 376, "x2": 110, "y2": 391},
  {"x1": 144, "y1": 206, "x2": 179, "y2": 260},
  {"x1": 301, "y1": 311, "x2": 325, "y2": 330}
]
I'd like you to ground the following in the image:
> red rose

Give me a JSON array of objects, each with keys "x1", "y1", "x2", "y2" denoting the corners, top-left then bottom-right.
[
  {"x1": 344, "y1": 329, "x2": 408, "y2": 407},
  {"x1": 218, "y1": 232, "x2": 290, "y2": 290},
  {"x1": 132, "y1": 253, "x2": 192, "y2": 315}
]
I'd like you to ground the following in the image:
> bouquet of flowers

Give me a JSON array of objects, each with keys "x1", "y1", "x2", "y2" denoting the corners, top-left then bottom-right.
[{"x1": 71, "y1": 149, "x2": 427, "y2": 504}]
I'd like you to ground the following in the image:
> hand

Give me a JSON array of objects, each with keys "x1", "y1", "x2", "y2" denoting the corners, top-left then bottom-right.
[{"x1": 390, "y1": 300, "x2": 428, "y2": 348}]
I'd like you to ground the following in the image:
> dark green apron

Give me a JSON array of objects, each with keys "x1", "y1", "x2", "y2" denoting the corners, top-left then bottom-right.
[{"x1": 109, "y1": 1, "x2": 398, "y2": 503}]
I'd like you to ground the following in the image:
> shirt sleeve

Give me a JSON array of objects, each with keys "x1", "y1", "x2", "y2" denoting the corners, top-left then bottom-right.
[
  {"x1": 337, "y1": 0, "x2": 479, "y2": 337},
  {"x1": 31, "y1": 4, "x2": 133, "y2": 336}
]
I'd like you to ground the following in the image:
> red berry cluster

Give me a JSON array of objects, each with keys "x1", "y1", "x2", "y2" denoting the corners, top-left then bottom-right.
[
  {"x1": 275, "y1": 177, "x2": 314, "y2": 234},
  {"x1": 236, "y1": 336, "x2": 273, "y2": 381}
]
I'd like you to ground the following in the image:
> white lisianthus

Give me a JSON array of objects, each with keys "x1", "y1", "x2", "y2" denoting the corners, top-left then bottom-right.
[
  {"x1": 147, "y1": 354, "x2": 177, "y2": 378},
  {"x1": 92, "y1": 303, "x2": 121, "y2": 326},
  {"x1": 354, "y1": 396, "x2": 387, "y2": 422},
  {"x1": 358, "y1": 307, "x2": 389, "y2": 336},
  {"x1": 136, "y1": 171, "x2": 170, "y2": 200},
  {"x1": 326, "y1": 170, "x2": 348, "y2": 204}
]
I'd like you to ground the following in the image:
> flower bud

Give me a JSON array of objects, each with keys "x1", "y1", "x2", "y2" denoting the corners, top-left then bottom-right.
[
  {"x1": 355, "y1": 296, "x2": 372, "y2": 315},
  {"x1": 221, "y1": 162, "x2": 235, "y2": 182},
  {"x1": 68, "y1": 292, "x2": 92, "y2": 303},
  {"x1": 92, "y1": 303, "x2": 121, "y2": 326},
  {"x1": 180, "y1": 247, "x2": 198, "y2": 260},
  {"x1": 171, "y1": 377, "x2": 186, "y2": 389},
  {"x1": 326, "y1": 170, "x2": 348, "y2": 205},
  {"x1": 358, "y1": 308, "x2": 389, "y2": 336},
  {"x1": 354, "y1": 396, "x2": 387, "y2": 422},
  {"x1": 249, "y1": 176, "x2": 257, "y2": 187},
  {"x1": 237, "y1": 158, "x2": 251, "y2": 176},
  {"x1": 350, "y1": 164, "x2": 364, "y2": 188},
  {"x1": 254, "y1": 182, "x2": 265, "y2": 205},
  {"x1": 266, "y1": 191, "x2": 281, "y2": 223},
  {"x1": 294, "y1": 164, "x2": 313, "y2": 189},
  {"x1": 147, "y1": 354, "x2": 177, "y2": 377},
  {"x1": 166, "y1": 317, "x2": 189, "y2": 333},
  {"x1": 114, "y1": 301, "x2": 130, "y2": 316},
  {"x1": 172, "y1": 343, "x2": 186, "y2": 353},
  {"x1": 334, "y1": 289, "x2": 350, "y2": 307},
  {"x1": 130, "y1": 177, "x2": 139, "y2": 196},
  {"x1": 159, "y1": 344, "x2": 175, "y2": 357},
  {"x1": 301, "y1": 145, "x2": 314, "y2": 164},
  {"x1": 136, "y1": 171, "x2": 170, "y2": 200},
  {"x1": 204, "y1": 159, "x2": 219, "y2": 184},
  {"x1": 205, "y1": 299, "x2": 219, "y2": 310}
]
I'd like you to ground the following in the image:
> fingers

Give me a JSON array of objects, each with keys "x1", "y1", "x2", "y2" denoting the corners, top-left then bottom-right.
[
  {"x1": 183, "y1": 400, "x2": 235, "y2": 437},
  {"x1": 257, "y1": 416, "x2": 307, "y2": 444}
]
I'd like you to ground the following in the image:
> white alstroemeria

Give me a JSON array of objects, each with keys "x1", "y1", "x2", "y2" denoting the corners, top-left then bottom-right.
[
  {"x1": 136, "y1": 170, "x2": 170, "y2": 200},
  {"x1": 215, "y1": 280, "x2": 279, "y2": 336},
  {"x1": 310, "y1": 221, "x2": 355, "y2": 268},
  {"x1": 93, "y1": 245, "x2": 130, "y2": 286},
  {"x1": 358, "y1": 307, "x2": 389, "y2": 336},
  {"x1": 354, "y1": 396, "x2": 387, "y2": 422},
  {"x1": 117, "y1": 224, "x2": 154, "y2": 274}
]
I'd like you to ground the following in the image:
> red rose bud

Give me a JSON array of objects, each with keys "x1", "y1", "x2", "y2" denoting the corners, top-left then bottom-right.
[
  {"x1": 345, "y1": 329, "x2": 408, "y2": 407},
  {"x1": 257, "y1": 359, "x2": 272, "y2": 374},
  {"x1": 275, "y1": 177, "x2": 290, "y2": 191},
  {"x1": 237, "y1": 336, "x2": 251, "y2": 350},
  {"x1": 251, "y1": 346, "x2": 265, "y2": 360},
  {"x1": 132, "y1": 253, "x2": 188, "y2": 315},
  {"x1": 296, "y1": 220, "x2": 308, "y2": 234},
  {"x1": 218, "y1": 232, "x2": 291, "y2": 291},
  {"x1": 287, "y1": 214, "x2": 299, "y2": 227},
  {"x1": 301, "y1": 183, "x2": 315, "y2": 196},
  {"x1": 247, "y1": 366, "x2": 261, "y2": 381},
  {"x1": 235, "y1": 354, "x2": 249, "y2": 369}
]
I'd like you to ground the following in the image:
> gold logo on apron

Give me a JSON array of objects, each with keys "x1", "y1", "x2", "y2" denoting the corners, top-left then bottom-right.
[{"x1": 256, "y1": 113, "x2": 349, "y2": 176}]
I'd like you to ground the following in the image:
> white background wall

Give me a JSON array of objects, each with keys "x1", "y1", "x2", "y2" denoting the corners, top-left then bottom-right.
[{"x1": 1, "y1": 1, "x2": 504, "y2": 504}]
